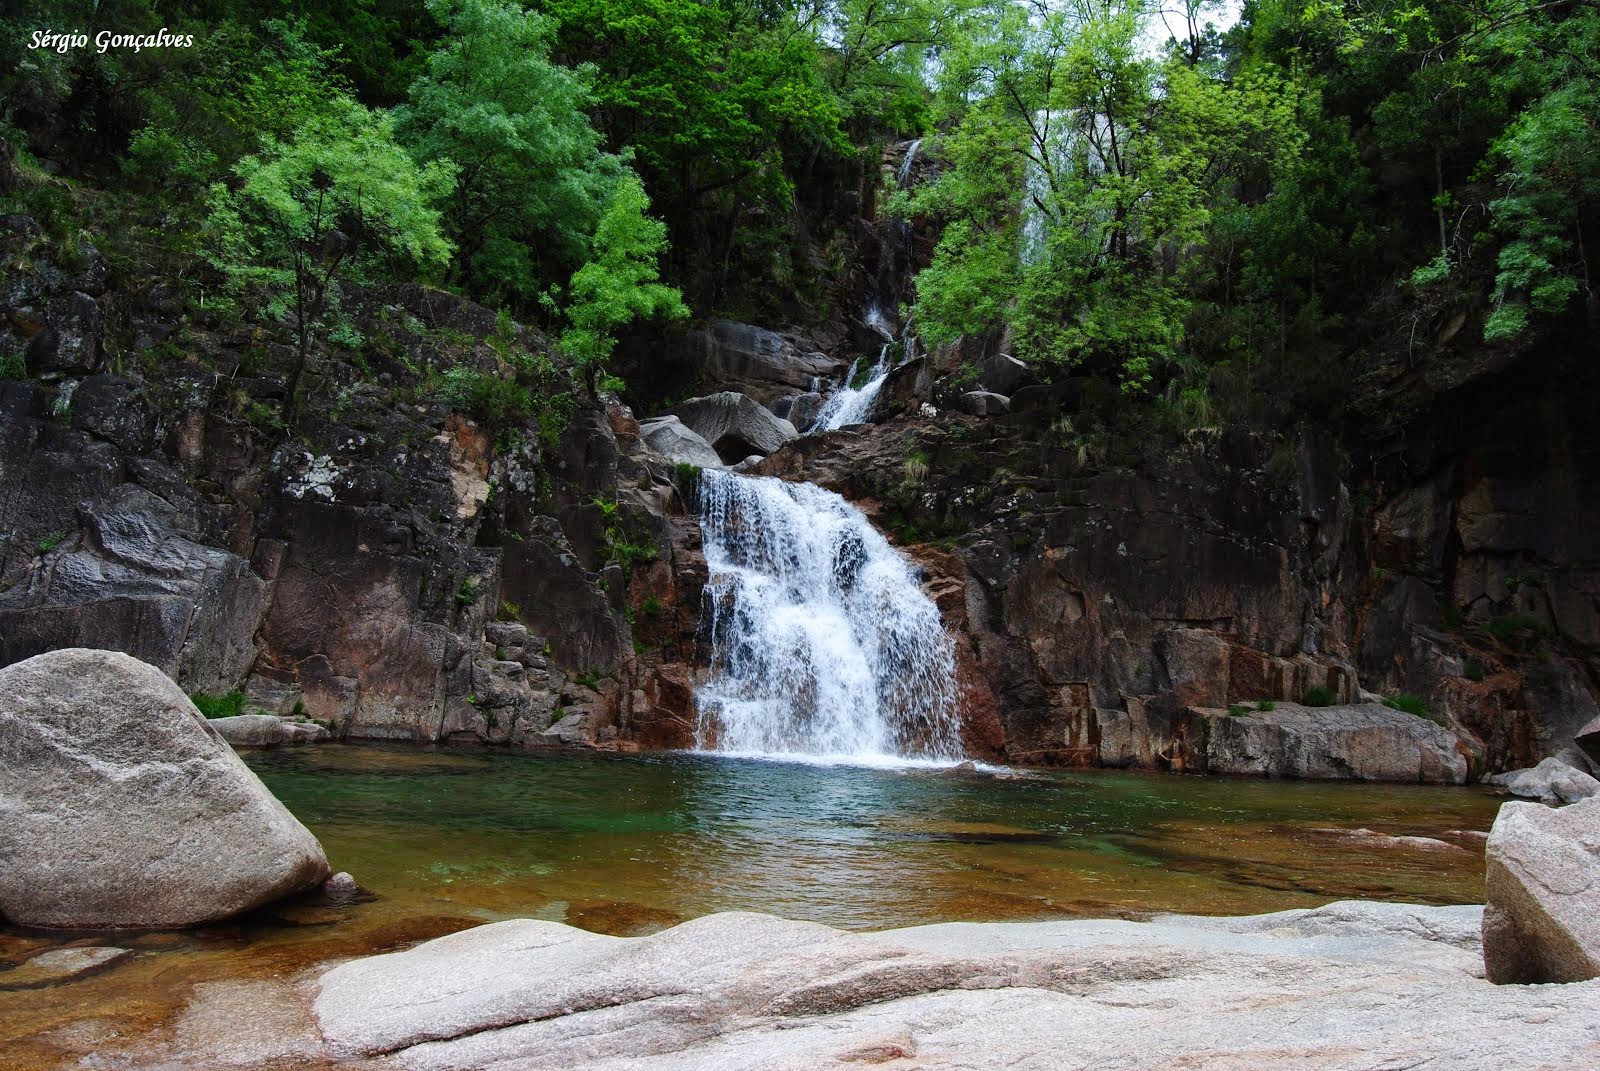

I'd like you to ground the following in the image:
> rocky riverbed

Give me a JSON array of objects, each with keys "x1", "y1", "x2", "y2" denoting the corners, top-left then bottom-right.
[{"x1": 23, "y1": 900, "x2": 1593, "y2": 1071}]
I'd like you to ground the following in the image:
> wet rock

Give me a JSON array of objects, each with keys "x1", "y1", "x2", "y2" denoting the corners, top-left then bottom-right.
[
  {"x1": 666, "y1": 391, "x2": 798, "y2": 463},
  {"x1": 1198, "y1": 702, "x2": 1468, "y2": 783},
  {"x1": 687, "y1": 320, "x2": 842, "y2": 402},
  {"x1": 0, "y1": 484, "x2": 267, "y2": 694},
  {"x1": 26, "y1": 291, "x2": 102, "y2": 374},
  {"x1": 312, "y1": 903, "x2": 1600, "y2": 1069},
  {"x1": 978, "y1": 353, "x2": 1034, "y2": 395},
  {"x1": 639, "y1": 415, "x2": 723, "y2": 469},
  {"x1": 1488, "y1": 757, "x2": 1600, "y2": 804},
  {"x1": 1483, "y1": 795, "x2": 1600, "y2": 983},
  {"x1": 0, "y1": 648, "x2": 331, "y2": 929},
  {"x1": 1308, "y1": 828, "x2": 1467, "y2": 852},
  {"x1": 778, "y1": 391, "x2": 824, "y2": 432},
  {"x1": 317, "y1": 872, "x2": 375, "y2": 905},
  {"x1": 536, "y1": 710, "x2": 597, "y2": 747},
  {"x1": 957, "y1": 390, "x2": 1010, "y2": 416},
  {"x1": 0, "y1": 946, "x2": 130, "y2": 990},
  {"x1": 209, "y1": 713, "x2": 330, "y2": 749}
]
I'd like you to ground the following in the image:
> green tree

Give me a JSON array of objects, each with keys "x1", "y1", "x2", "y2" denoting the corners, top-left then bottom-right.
[
  {"x1": 541, "y1": 0, "x2": 851, "y2": 305},
  {"x1": 398, "y1": 0, "x2": 619, "y2": 305},
  {"x1": 561, "y1": 173, "x2": 689, "y2": 384},
  {"x1": 911, "y1": 0, "x2": 1303, "y2": 390},
  {"x1": 206, "y1": 96, "x2": 455, "y2": 416}
]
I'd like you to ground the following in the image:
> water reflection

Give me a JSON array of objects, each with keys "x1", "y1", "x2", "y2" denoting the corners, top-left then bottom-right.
[{"x1": 247, "y1": 745, "x2": 1500, "y2": 929}]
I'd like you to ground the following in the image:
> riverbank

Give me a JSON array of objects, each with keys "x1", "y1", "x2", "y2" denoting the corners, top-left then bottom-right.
[{"x1": 12, "y1": 899, "x2": 1600, "y2": 1070}]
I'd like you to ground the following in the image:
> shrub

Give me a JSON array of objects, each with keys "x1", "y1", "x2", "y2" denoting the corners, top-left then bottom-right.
[
  {"x1": 1383, "y1": 693, "x2": 1440, "y2": 724},
  {"x1": 642, "y1": 595, "x2": 663, "y2": 618},
  {"x1": 1302, "y1": 684, "x2": 1338, "y2": 707},
  {"x1": 1226, "y1": 704, "x2": 1247, "y2": 717},
  {"x1": 497, "y1": 600, "x2": 521, "y2": 622},
  {"x1": 0, "y1": 351, "x2": 26, "y2": 380},
  {"x1": 440, "y1": 366, "x2": 533, "y2": 428},
  {"x1": 37, "y1": 531, "x2": 67, "y2": 554},
  {"x1": 1464, "y1": 657, "x2": 1486, "y2": 682},
  {"x1": 1257, "y1": 700, "x2": 1276, "y2": 712},
  {"x1": 190, "y1": 690, "x2": 249, "y2": 719},
  {"x1": 455, "y1": 577, "x2": 480, "y2": 606}
]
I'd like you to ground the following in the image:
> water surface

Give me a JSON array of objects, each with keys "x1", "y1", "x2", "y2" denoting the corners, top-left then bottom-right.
[{"x1": 0, "y1": 744, "x2": 1502, "y2": 1070}]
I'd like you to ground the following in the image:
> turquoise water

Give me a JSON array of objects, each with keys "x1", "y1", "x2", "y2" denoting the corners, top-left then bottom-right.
[
  {"x1": 2, "y1": 744, "x2": 1502, "y2": 1070},
  {"x1": 247, "y1": 744, "x2": 1502, "y2": 929}
]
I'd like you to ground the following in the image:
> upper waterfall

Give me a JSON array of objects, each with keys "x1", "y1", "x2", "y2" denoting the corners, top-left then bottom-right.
[
  {"x1": 693, "y1": 469, "x2": 964, "y2": 765},
  {"x1": 808, "y1": 342, "x2": 892, "y2": 432}
]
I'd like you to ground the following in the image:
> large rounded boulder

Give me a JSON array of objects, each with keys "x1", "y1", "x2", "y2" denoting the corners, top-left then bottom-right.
[{"x1": 0, "y1": 648, "x2": 330, "y2": 929}]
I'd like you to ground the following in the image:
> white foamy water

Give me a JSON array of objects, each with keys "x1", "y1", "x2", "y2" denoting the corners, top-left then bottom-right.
[
  {"x1": 693, "y1": 470, "x2": 963, "y2": 765},
  {"x1": 809, "y1": 343, "x2": 892, "y2": 432}
]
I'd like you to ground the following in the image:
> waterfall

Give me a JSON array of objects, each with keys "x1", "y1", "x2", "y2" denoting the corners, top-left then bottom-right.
[
  {"x1": 809, "y1": 343, "x2": 892, "y2": 432},
  {"x1": 897, "y1": 138, "x2": 922, "y2": 187},
  {"x1": 693, "y1": 470, "x2": 964, "y2": 765}
]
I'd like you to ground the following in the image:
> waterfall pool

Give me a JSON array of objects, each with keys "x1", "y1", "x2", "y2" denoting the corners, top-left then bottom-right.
[{"x1": 1, "y1": 744, "x2": 1503, "y2": 1069}]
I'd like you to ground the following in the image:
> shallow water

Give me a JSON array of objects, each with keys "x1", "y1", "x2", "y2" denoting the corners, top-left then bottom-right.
[{"x1": 0, "y1": 745, "x2": 1502, "y2": 1068}]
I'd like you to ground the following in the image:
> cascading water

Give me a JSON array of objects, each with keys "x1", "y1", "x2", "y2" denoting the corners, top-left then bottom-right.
[
  {"x1": 693, "y1": 469, "x2": 964, "y2": 765},
  {"x1": 808, "y1": 342, "x2": 892, "y2": 432},
  {"x1": 807, "y1": 138, "x2": 926, "y2": 434}
]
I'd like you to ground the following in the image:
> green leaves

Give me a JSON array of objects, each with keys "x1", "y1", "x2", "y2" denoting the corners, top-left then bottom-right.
[
  {"x1": 561, "y1": 173, "x2": 689, "y2": 371},
  {"x1": 398, "y1": 0, "x2": 614, "y2": 303},
  {"x1": 911, "y1": 0, "x2": 1304, "y2": 390},
  {"x1": 210, "y1": 96, "x2": 455, "y2": 288}
]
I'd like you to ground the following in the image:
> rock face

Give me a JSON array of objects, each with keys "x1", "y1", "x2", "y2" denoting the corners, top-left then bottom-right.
[
  {"x1": 1489, "y1": 756, "x2": 1600, "y2": 804},
  {"x1": 686, "y1": 319, "x2": 842, "y2": 403},
  {"x1": 666, "y1": 391, "x2": 799, "y2": 463},
  {"x1": 1483, "y1": 795, "x2": 1600, "y2": 984},
  {"x1": 0, "y1": 648, "x2": 331, "y2": 929},
  {"x1": 0, "y1": 247, "x2": 699, "y2": 753},
  {"x1": 309, "y1": 902, "x2": 1600, "y2": 1070},
  {"x1": 957, "y1": 389, "x2": 1010, "y2": 416},
  {"x1": 0, "y1": 485, "x2": 267, "y2": 694},
  {"x1": 1197, "y1": 703, "x2": 1469, "y2": 783}
]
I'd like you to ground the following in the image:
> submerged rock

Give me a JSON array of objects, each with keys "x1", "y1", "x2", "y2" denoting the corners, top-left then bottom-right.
[
  {"x1": 1488, "y1": 756, "x2": 1600, "y2": 804},
  {"x1": 0, "y1": 946, "x2": 129, "y2": 990},
  {"x1": 1483, "y1": 795, "x2": 1600, "y2": 984},
  {"x1": 312, "y1": 902, "x2": 1600, "y2": 1070},
  {"x1": 0, "y1": 648, "x2": 331, "y2": 929}
]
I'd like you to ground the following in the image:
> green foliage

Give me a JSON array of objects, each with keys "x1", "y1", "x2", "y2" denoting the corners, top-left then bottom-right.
[
  {"x1": 190, "y1": 690, "x2": 249, "y2": 719},
  {"x1": 497, "y1": 600, "x2": 522, "y2": 622},
  {"x1": 1383, "y1": 693, "x2": 1444, "y2": 726},
  {"x1": 205, "y1": 94, "x2": 454, "y2": 411},
  {"x1": 1301, "y1": 684, "x2": 1337, "y2": 707},
  {"x1": 399, "y1": 0, "x2": 614, "y2": 303},
  {"x1": 641, "y1": 595, "x2": 663, "y2": 618},
  {"x1": 911, "y1": 0, "x2": 1304, "y2": 392},
  {"x1": 455, "y1": 577, "x2": 481, "y2": 606},
  {"x1": 36, "y1": 530, "x2": 66, "y2": 554},
  {"x1": 1257, "y1": 700, "x2": 1276, "y2": 712},
  {"x1": 440, "y1": 366, "x2": 534, "y2": 427},
  {"x1": 1464, "y1": 657, "x2": 1485, "y2": 683},
  {"x1": 1226, "y1": 704, "x2": 1248, "y2": 717},
  {"x1": 560, "y1": 173, "x2": 688, "y2": 376},
  {"x1": 0, "y1": 352, "x2": 26, "y2": 380}
]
